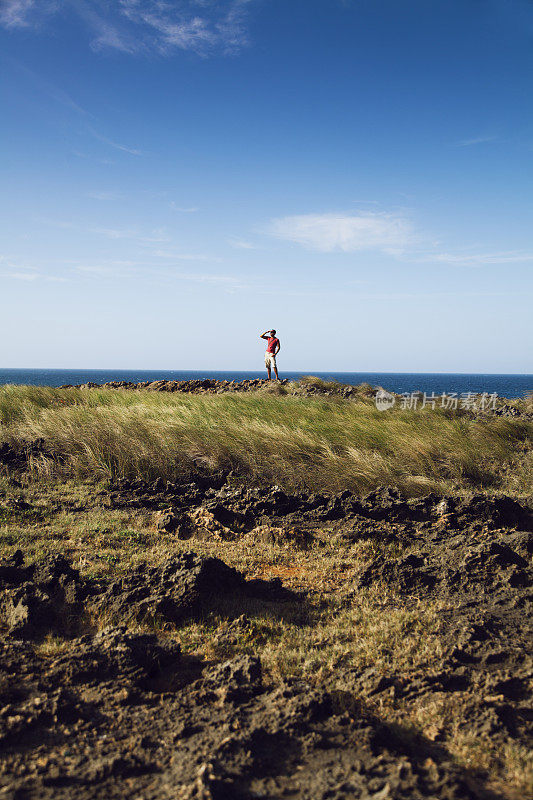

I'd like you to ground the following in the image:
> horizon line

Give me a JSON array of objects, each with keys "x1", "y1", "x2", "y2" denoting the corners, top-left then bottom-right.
[{"x1": 1, "y1": 367, "x2": 532, "y2": 377}]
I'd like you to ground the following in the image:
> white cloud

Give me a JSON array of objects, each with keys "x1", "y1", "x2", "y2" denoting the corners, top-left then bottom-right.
[
  {"x1": 72, "y1": 150, "x2": 115, "y2": 165},
  {"x1": 152, "y1": 249, "x2": 218, "y2": 262},
  {"x1": 173, "y1": 271, "x2": 244, "y2": 286},
  {"x1": 0, "y1": 271, "x2": 66, "y2": 282},
  {"x1": 0, "y1": 0, "x2": 42, "y2": 28},
  {"x1": 267, "y1": 212, "x2": 414, "y2": 254},
  {"x1": 6, "y1": 64, "x2": 144, "y2": 157},
  {"x1": 455, "y1": 135, "x2": 498, "y2": 147},
  {"x1": 89, "y1": 227, "x2": 137, "y2": 240},
  {"x1": 0, "y1": 255, "x2": 66, "y2": 282},
  {"x1": 89, "y1": 129, "x2": 143, "y2": 156},
  {"x1": 1, "y1": 0, "x2": 255, "y2": 56},
  {"x1": 75, "y1": 263, "x2": 138, "y2": 279},
  {"x1": 170, "y1": 202, "x2": 199, "y2": 213},
  {"x1": 118, "y1": 0, "x2": 252, "y2": 55},
  {"x1": 90, "y1": 227, "x2": 170, "y2": 244},
  {"x1": 89, "y1": 20, "x2": 139, "y2": 54},
  {"x1": 427, "y1": 250, "x2": 533, "y2": 266},
  {"x1": 73, "y1": 259, "x2": 245, "y2": 290},
  {"x1": 7, "y1": 58, "x2": 91, "y2": 115},
  {"x1": 0, "y1": 254, "x2": 67, "y2": 281},
  {"x1": 228, "y1": 237, "x2": 256, "y2": 250}
]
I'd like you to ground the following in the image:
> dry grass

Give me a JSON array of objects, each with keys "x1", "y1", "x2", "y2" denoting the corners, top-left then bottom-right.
[
  {"x1": 1, "y1": 385, "x2": 531, "y2": 496},
  {"x1": 0, "y1": 471, "x2": 531, "y2": 797}
]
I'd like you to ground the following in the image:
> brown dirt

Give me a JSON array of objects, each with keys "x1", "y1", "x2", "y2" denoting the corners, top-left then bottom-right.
[{"x1": 0, "y1": 480, "x2": 531, "y2": 799}]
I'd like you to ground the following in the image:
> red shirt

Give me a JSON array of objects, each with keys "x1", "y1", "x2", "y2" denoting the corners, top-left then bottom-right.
[{"x1": 266, "y1": 337, "x2": 279, "y2": 353}]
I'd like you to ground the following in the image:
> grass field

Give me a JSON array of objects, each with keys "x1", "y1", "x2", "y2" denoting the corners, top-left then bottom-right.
[{"x1": 0, "y1": 383, "x2": 531, "y2": 495}]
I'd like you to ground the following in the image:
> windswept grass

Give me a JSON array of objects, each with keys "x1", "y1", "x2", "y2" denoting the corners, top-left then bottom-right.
[{"x1": 1, "y1": 385, "x2": 530, "y2": 494}]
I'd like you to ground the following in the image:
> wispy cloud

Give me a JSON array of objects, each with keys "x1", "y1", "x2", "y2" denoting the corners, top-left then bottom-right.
[
  {"x1": 426, "y1": 250, "x2": 533, "y2": 266},
  {"x1": 1, "y1": 0, "x2": 255, "y2": 56},
  {"x1": 5, "y1": 56, "x2": 91, "y2": 116},
  {"x1": 87, "y1": 190, "x2": 125, "y2": 201},
  {"x1": 171, "y1": 271, "x2": 245, "y2": 288},
  {"x1": 91, "y1": 226, "x2": 170, "y2": 244},
  {"x1": 228, "y1": 237, "x2": 256, "y2": 250},
  {"x1": 152, "y1": 249, "x2": 219, "y2": 262},
  {"x1": 263, "y1": 210, "x2": 533, "y2": 269},
  {"x1": 5, "y1": 59, "x2": 146, "y2": 160},
  {"x1": 34, "y1": 216, "x2": 73, "y2": 230},
  {"x1": 72, "y1": 258, "x2": 245, "y2": 291},
  {"x1": 77, "y1": 2, "x2": 140, "y2": 55},
  {"x1": 0, "y1": 271, "x2": 66, "y2": 282},
  {"x1": 89, "y1": 227, "x2": 137, "y2": 240},
  {"x1": 89, "y1": 128, "x2": 143, "y2": 156},
  {"x1": 118, "y1": 0, "x2": 253, "y2": 56},
  {"x1": 37, "y1": 218, "x2": 172, "y2": 246},
  {"x1": 341, "y1": 289, "x2": 530, "y2": 301},
  {"x1": 170, "y1": 204, "x2": 199, "y2": 213},
  {"x1": 0, "y1": 254, "x2": 66, "y2": 281},
  {"x1": 0, "y1": 0, "x2": 55, "y2": 29},
  {"x1": 455, "y1": 135, "x2": 498, "y2": 147},
  {"x1": 266, "y1": 211, "x2": 414, "y2": 254},
  {"x1": 72, "y1": 150, "x2": 115, "y2": 165},
  {"x1": 75, "y1": 262, "x2": 139, "y2": 279}
]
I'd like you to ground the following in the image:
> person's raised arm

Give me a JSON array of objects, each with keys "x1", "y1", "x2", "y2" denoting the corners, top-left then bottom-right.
[{"x1": 259, "y1": 330, "x2": 271, "y2": 340}]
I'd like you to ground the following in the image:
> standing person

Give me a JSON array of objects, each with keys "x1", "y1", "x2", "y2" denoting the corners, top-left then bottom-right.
[{"x1": 260, "y1": 329, "x2": 280, "y2": 380}]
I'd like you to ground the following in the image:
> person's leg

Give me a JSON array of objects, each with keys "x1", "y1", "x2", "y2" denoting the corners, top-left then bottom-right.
[
  {"x1": 273, "y1": 363, "x2": 279, "y2": 380},
  {"x1": 266, "y1": 365, "x2": 271, "y2": 380}
]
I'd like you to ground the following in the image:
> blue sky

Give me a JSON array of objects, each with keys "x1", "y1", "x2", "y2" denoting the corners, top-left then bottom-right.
[{"x1": 1, "y1": 0, "x2": 532, "y2": 372}]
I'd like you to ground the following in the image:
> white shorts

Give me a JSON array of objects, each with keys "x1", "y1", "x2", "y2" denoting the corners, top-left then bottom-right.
[{"x1": 265, "y1": 352, "x2": 277, "y2": 368}]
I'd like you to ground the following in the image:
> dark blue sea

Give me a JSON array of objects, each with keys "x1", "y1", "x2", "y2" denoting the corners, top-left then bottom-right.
[{"x1": 0, "y1": 369, "x2": 531, "y2": 398}]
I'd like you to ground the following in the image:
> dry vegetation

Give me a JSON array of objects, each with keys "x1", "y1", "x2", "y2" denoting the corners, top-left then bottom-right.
[
  {"x1": 1, "y1": 383, "x2": 532, "y2": 797},
  {"x1": 0, "y1": 383, "x2": 531, "y2": 495}
]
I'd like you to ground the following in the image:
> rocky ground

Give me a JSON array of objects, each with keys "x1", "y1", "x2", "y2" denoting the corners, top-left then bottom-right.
[
  {"x1": 58, "y1": 377, "x2": 285, "y2": 394},
  {"x1": 0, "y1": 455, "x2": 531, "y2": 800},
  {"x1": 56, "y1": 377, "x2": 370, "y2": 402}
]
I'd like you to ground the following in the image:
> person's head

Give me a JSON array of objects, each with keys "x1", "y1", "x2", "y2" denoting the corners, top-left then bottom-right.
[{"x1": 270, "y1": 329, "x2": 276, "y2": 336}]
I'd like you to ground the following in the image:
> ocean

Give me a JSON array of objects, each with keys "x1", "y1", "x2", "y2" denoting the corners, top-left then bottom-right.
[{"x1": 0, "y1": 369, "x2": 531, "y2": 398}]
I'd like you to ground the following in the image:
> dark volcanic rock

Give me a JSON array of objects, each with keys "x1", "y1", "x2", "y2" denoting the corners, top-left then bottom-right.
[
  {"x1": 202, "y1": 654, "x2": 263, "y2": 702},
  {"x1": 356, "y1": 530, "x2": 533, "y2": 597},
  {"x1": 0, "y1": 626, "x2": 181, "y2": 751},
  {"x1": 91, "y1": 553, "x2": 245, "y2": 624},
  {"x1": 90, "y1": 552, "x2": 295, "y2": 625},
  {"x1": 452, "y1": 494, "x2": 533, "y2": 531},
  {"x1": 357, "y1": 552, "x2": 437, "y2": 593},
  {"x1": 154, "y1": 508, "x2": 192, "y2": 536},
  {"x1": 0, "y1": 548, "x2": 27, "y2": 583},
  {"x1": 0, "y1": 553, "x2": 89, "y2": 638},
  {"x1": 0, "y1": 637, "x2": 494, "y2": 800},
  {"x1": 0, "y1": 551, "x2": 295, "y2": 638},
  {"x1": 63, "y1": 377, "x2": 292, "y2": 395},
  {"x1": 50, "y1": 626, "x2": 181, "y2": 689}
]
